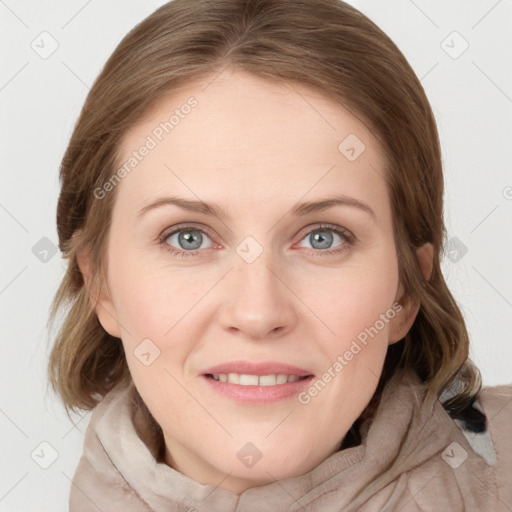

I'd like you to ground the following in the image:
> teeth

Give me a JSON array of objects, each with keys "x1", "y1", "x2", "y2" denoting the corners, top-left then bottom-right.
[
  {"x1": 239, "y1": 374, "x2": 259, "y2": 385},
  {"x1": 259, "y1": 375, "x2": 277, "y2": 386},
  {"x1": 210, "y1": 373, "x2": 304, "y2": 386},
  {"x1": 227, "y1": 372, "x2": 239, "y2": 384}
]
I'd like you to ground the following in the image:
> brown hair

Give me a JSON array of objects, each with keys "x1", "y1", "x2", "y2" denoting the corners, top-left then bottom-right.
[{"x1": 48, "y1": 0, "x2": 483, "y2": 437}]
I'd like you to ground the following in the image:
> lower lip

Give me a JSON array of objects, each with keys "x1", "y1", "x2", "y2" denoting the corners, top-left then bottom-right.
[{"x1": 201, "y1": 375, "x2": 315, "y2": 403}]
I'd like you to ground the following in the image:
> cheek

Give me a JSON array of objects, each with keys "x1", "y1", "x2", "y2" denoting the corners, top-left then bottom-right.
[
  {"x1": 106, "y1": 250, "x2": 223, "y2": 406},
  {"x1": 108, "y1": 247, "x2": 209, "y2": 339},
  {"x1": 300, "y1": 256, "x2": 399, "y2": 414},
  {"x1": 308, "y1": 260, "x2": 399, "y2": 345},
  {"x1": 105, "y1": 255, "x2": 192, "y2": 393},
  {"x1": 109, "y1": 262, "x2": 198, "y2": 422}
]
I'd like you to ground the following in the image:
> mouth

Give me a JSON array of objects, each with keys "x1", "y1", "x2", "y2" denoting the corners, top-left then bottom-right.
[
  {"x1": 201, "y1": 361, "x2": 314, "y2": 403},
  {"x1": 205, "y1": 373, "x2": 310, "y2": 386}
]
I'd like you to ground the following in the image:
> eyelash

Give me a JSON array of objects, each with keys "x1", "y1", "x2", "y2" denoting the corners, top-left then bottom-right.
[{"x1": 158, "y1": 223, "x2": 355, "y2": 259}]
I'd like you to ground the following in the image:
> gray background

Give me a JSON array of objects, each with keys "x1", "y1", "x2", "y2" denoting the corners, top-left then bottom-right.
[{"x1": 1, "y1": 0, "x2": 511, "y2": 510}]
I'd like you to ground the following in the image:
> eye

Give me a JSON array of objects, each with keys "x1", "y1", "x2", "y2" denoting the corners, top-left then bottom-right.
[
  {"x1": 296, "y1": 224, "x2": 353, "y2": 255},
  {"x1": 158, "y1": 223, "x2": 354, "y2": 258},
  {"x1": 159, "y1": 225, "x2": 214, "y2": 257}
]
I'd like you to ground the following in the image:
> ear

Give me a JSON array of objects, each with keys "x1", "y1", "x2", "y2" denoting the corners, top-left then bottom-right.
[
  {"x1": 76, "y1": 245, "x2": 122, "y2": 339},
  {"x1": 388, "y1": 242, "x2": 434, "y2": 345}
]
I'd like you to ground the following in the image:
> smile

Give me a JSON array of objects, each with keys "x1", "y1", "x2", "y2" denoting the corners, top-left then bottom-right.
[{"x1": 207, "y1": 373, "x2": 306, "y2": 385}]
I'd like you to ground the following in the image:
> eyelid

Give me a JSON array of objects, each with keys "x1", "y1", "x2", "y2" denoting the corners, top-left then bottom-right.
[
  {"x1": 294, "y1": 222, "x2": 354, "y2": 244},
  {"x1": 158, "y1": 222, "x2": 216, "y2": 243}
]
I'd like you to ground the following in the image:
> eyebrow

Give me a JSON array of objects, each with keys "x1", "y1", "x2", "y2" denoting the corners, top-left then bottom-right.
[{"x1": 136, "y1": 194, "x2": 376, "y2": 220}]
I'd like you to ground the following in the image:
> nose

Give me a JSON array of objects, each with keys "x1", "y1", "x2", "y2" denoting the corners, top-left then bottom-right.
[{"x1": 218, "y1": 253, "x2": 298, "y2": 341}]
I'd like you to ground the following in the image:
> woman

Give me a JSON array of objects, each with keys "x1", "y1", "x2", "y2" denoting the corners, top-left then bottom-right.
[{"x1": 48, "y1": 0, "x2": 511, "y2": 510}]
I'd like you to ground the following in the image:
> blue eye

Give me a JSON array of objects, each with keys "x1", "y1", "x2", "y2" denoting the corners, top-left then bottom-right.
[
  {"x1": 298, "y1": 226, "x2": 350, "y2": 252},
  {"x1": 160, "y1": 227, "x2": 213, "y2": 256},
  {"x1": 159, "y1": 223, "x2": 354, "y2": 258}
]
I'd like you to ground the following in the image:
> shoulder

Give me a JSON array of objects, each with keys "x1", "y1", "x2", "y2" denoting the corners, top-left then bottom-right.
[
  {"x1": 475, "y1": 383, "x2": 512, "y2": 453},
  {"x1": 477, "y1": 382, "x2": 512, "y2": 414},
  {"x1": 474, "y1": 383, "x2": 512, "y2": 504}
]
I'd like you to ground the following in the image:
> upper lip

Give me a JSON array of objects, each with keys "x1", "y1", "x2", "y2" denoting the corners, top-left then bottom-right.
[{"x1": 202, "y1": 361, "x2": 313, "y2": 377}]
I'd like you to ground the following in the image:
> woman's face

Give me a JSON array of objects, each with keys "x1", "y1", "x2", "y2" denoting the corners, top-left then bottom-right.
[{"x1": 91, "y1": 69, "x2": 413, "y2": 493}]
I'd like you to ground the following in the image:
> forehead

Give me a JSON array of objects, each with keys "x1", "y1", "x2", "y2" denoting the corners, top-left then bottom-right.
[{"x1": 114, "y1": 70, "x2": 388, "y2": 218}]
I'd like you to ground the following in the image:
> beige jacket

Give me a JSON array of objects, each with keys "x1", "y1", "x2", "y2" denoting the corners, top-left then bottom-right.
[{"x1": 70, "y1": 369, "x2": 512, "y2": 511}]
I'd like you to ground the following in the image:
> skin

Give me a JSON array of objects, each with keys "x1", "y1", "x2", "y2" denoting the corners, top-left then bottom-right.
[{"x1": 79, "y1": 69, "x2": 432, "y2": 494}]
